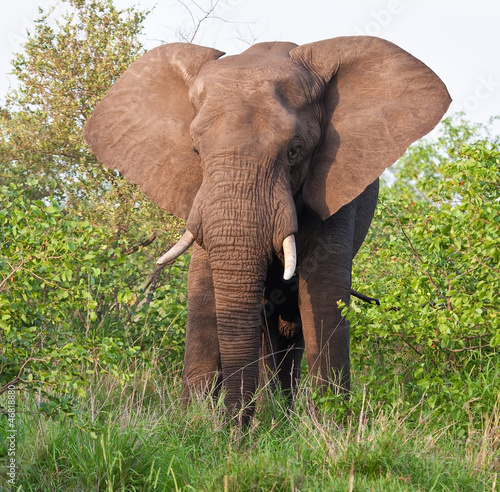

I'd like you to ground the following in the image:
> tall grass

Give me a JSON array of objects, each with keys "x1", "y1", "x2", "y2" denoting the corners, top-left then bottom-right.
[{"x1": 2, "y1": 356, "x2": 498, "y2": 491}]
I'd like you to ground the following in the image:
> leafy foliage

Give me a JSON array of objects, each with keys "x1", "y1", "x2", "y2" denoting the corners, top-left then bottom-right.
[
  {"x1": 0, "y1": 181, "x2": 188, "y2": 414},
  {"x1": 0, "y1": 181, "x2": 131, "y2": 406},
  {"x1": 0, "y1": 0, "x2": 188, "y2": 412},
  {"x1": 0, "y1": 0, "x2": 183, "y2": 255},
  {"x1": 347, "y1": 117, "x2": 500, "y2": 430}
]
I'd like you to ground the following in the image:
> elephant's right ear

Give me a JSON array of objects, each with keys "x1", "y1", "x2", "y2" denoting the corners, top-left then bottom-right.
[{"x1": 84, "y1": 43, "x2": 225, "y2": 219}]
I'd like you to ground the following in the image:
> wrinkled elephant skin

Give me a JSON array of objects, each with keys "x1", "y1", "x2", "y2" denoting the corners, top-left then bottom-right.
[{"x1": 84, "y1": 36, "x2": 451, "y2": 421}]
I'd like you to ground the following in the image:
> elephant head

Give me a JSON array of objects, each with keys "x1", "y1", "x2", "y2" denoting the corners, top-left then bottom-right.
[{"x1": 84, "y1": 37, "x2": 450, "y2": 414}]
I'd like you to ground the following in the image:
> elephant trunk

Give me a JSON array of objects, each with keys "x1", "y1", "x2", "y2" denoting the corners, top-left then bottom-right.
[
  {"x1": 210, "y1": 251, "x2": 267, "y2": 418},
  {"x1": 186, "y1": 156, "x2": 297, "y2": 419}
]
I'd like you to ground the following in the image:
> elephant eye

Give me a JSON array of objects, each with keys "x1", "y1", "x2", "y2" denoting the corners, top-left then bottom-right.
[
  {"x1": 191, "y1": 134, "x2": 200, "y2": 157},
  {"x1": 287, "y1": 146, "x2": 301, "y2": 161}
]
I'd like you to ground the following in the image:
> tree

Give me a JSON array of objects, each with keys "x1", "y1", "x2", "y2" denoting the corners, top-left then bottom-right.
[{"x1": 0, "y1": 0, "x2": 183, "y2": 257}]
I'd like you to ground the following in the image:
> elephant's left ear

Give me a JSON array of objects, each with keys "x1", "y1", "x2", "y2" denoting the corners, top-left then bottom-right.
[{"x1": 290, "y1": 36, "x2": 451, "y2": 220}]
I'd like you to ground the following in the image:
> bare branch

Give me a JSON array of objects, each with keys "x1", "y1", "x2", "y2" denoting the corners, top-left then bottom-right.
[
  {"x1": 235, "y1": 24, "x2": 260, "y2": 47},
  {"x1": 120, "y1": 233, "x2": 157, "y2": 255},
  {"x1": 177, "y1": 0, "x2": 220, "y2": 43}
]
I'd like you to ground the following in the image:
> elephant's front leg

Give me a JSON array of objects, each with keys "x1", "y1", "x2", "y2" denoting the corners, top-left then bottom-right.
[
  {"x1": 298, "y1": 205, "x2": 355, "y2": 393},
  {"x1": 181, "y1": 243, "x2": 221, "y2": 402}
]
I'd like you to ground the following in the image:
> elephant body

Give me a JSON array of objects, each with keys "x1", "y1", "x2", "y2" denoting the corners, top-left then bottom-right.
[
  {"x1": 84, "y1": 37, "x2": 450, "y2": 420},
  {"x1": 183, "y1": 179, "x2": 378, "y2": 403}
]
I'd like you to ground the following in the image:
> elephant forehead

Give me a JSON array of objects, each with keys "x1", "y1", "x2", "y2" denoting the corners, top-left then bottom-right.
[
  {"x1": 190, "y1": 96, "x2": 298, "y2": 150},
  {"x1": 192, "y1": 57, "x2": 311, "y2": 108}
]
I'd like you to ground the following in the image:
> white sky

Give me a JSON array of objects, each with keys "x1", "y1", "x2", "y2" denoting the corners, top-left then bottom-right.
[{"x1": 1, "y1": 0, "x2": 500, "y2": 130}]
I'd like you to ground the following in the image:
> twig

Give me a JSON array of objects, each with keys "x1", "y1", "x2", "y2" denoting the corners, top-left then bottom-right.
[
  {"x1": 0, "y1": 377, "x2": 22, "y2": 396},
  {"x1": 177, "y1": 0, "x2": 220, "y2": 43},
  {"x1": 400, "y1": 226, "x2": 439, "y2": 290},
  {"x1": 472, "y1": 255, "x2": 500, "y2": 273},
  {"x1": 444, "y1": 344, "x2": 490, "y2": 353},
  {"x1": 21, "y1": 268, "x2": 70, "y2": 291},
  {"x1": 0, "y1": 259, "x2": 24, "y2": 294},
  {"x1": 393, "y1": 333, "x2": 425, "y2": 358},
  {"x1": 380, "y1": 201, "x2": 440, "y2": 291},
  {"x1": 120, "y1": 233, "x2": 157, "y2": 255},
  {"x1": 0, "y1": 356, "x2": 47, "y2": 396}
]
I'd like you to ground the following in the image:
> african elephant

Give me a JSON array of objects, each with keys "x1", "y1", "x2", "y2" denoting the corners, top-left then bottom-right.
[{"x1": 84, "y1": 36, "x2": 450, "y2": 421}]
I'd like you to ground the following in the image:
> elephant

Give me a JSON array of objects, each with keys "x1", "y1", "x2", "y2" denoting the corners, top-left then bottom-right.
[{"x1": 84, "y1": 36, "x2": 451, "y2": 421}]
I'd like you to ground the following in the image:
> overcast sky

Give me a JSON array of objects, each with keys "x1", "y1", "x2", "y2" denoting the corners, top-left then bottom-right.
[{"x1": 1, "y1": 0, "x2": 499, "y2": 130}]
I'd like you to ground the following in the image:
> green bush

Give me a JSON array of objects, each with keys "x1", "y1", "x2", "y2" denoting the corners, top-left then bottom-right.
[
  {"x1": 0, "y1": 181, "x2": 188, "y2": 413},
  {"x1": 347, "y1": 118, "x2": 500, "y2": 431},
  {"x1": 0, "y1": 0, "x2": 188, "y2": 419}
]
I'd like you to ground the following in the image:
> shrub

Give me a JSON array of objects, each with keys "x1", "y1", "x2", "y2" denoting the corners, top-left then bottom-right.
[
  {"x1": 348, "y1": 118, "x2": 500, "y2": 431},
  {"x1": 0, "y1": 181, "x2": 188, "y2": 414}
]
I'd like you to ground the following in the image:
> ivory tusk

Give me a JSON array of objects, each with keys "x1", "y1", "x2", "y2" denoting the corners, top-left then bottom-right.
[
  {"x1": 282, "y1": 234, "x2": 297, "y2": 280},
  {"x1": 156, "y1": 230, "x2": 195, "y2": 266}
]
